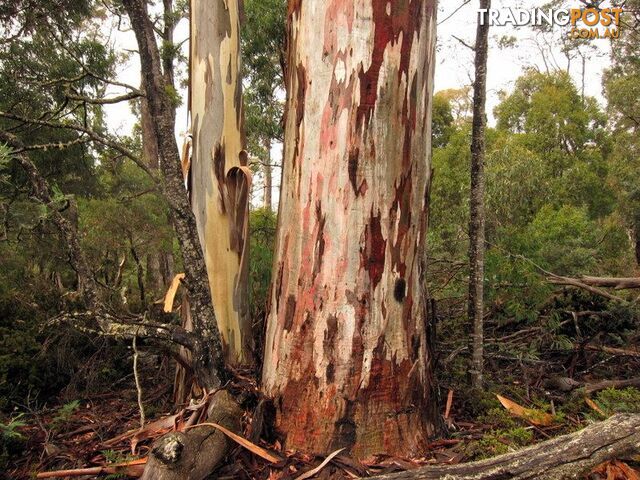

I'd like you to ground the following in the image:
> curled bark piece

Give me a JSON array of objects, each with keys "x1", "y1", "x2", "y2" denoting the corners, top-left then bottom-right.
[
  {"x1": 140, "y1": 390, "x2": 242, "y2": 480},
  {"x1": 367, "y1": 414, "x2": 640, "y2": 480}
]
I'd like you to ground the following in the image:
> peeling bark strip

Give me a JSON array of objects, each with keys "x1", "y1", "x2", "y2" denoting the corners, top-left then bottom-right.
[
  {"x1": 263, "y1": 0, "x2": 439, "y2": 458},
  {"x1": 190, "y1": 0, "x2": 253, "y2": 366}
]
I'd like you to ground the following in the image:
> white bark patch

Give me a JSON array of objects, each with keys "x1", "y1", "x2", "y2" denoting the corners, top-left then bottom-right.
[{"x1": 334, "y1": 59, "x2": 347, "y2": 84}]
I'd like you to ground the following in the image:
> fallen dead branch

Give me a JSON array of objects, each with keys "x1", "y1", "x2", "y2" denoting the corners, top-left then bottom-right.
[
  {"x1": 36, "y1": 458, "x2": 147, "y2": 478},
  {"x1": 584, "y1": 344, "x2": 640, "y2": 358},
  {"x1": 577, "y1": 276, "x2": 640, "y2": 290},
  {"x1": 367, "y1": 414, "x2": 640, "y2": 480},
  {"x1": 547, "y1": 276, "x2": 629, "y2": 303},
  {"x1": 584, "y1": 376, "x2": 640, "y2": 394}
]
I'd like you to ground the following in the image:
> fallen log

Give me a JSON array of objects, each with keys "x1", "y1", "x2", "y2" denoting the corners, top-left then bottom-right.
[{"x1": 368, "y1": 414, "x2": 640, "y2": 480}]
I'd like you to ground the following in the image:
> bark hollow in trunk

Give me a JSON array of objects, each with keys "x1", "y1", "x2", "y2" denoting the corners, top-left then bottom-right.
[{"x1": 262, "y1": 0, "x2": 439, "y2": 459}]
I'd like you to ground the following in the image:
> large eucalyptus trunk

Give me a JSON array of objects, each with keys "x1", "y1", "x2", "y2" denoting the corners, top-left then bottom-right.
[
  {"x1": 189, "y1": 0, "x2": 253, "y2": 366},
  {"x1": 262, "y1": 0, "x2": 439, "y2": 459}
]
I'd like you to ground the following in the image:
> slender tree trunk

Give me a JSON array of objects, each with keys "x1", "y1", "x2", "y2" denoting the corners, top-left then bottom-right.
[
  {"x1": 123, "y1": 0, "x2": 226, "y2": 390},
  {"x1": 262, "y1": 0, "x2": 439, "y2": 458},
  {"x1": 468, "y1": 0, "x2": 490, "y2": 391},
  {"x1": 263, "y1": 137, "x2": 273, "y2": 211},
  {"x1": 634, "y1": 224, "x2": 640, "y2": 266},
  {"x1": 189, "y1": 0, "x2": 253, "y2": 366}
]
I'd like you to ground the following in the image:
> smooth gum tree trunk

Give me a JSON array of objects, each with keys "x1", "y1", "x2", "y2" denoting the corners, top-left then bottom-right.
[
  {"x1": 262, "y1": 0, "x2": 439, "y2": 459},
  {"x1": 189, "y1": 0, "x2": 253, "y2": 366}
]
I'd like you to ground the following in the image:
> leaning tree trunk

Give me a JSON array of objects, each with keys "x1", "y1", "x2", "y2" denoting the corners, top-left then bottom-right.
[
  {"x1": 189, "y1": 0, "x2": 253, "y2": 366},
  {"x1": 262, "y1": 0, "x2": 439, "y2": 459}
]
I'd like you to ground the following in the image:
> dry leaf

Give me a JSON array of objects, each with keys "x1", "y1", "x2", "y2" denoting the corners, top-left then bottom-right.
[
  {"x1": 188, "y1": 422, "x2": 281, "y2": 463},
  {"x1": 131, "y1": 413, "x2": 181, "y2": 453},
  {"x1": 496, "y1": 394, "x2": 554, "y2": 426},
  {"x1": 294, "y1": 448, "x2": 345, "y2": 480},
  {"x1": 444, "y1": 389, "x2": 454, "y2": 419},
  {"x1": 591, "y1": 460, "x2": 640, "y2": 480},
  {"x1": 585, "y1": 398, "x2": 607, "y2": 417}
]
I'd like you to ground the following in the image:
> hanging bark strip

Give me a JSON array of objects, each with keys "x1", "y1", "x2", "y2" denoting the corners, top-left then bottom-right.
[
  {"x1": 189, "y1": 0, "x2": 253, "y2": 366},
  {"x1": 262, "y1": 0, "x2": 439, "y2": 458}
]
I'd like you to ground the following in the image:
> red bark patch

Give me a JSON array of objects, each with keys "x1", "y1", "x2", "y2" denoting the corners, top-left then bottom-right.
[
  {"x1": 324, "y1": 314, "x2": 338, "y2": 382},
  {"x1": 313, "y1": 202, "x2": 326, "y2": 279},
  {"x1": 356, "y1": 0, "x2": 422, "y2": 130},
  {"x1": 292, "y1": 63, "x2": 307, "y2": 165},
  {"x1": 284, "y1": 294, "x2": 297, "y2": 332},
  {"x1": 348, "y1": 147, "x2": 360, "y2": 194},
  {"x1": 389, "y1": 169, "x2": 413, "y2": 277},
  {"x1": 361, "y1": 211, "x2": 386, "y2": 290}
]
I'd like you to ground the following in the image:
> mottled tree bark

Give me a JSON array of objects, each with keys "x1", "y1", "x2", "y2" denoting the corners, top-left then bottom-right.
[
  {"x1": 189, "y1": 0, "x2": 253, "y2": 366},
  {"x1": 468, "y1": 0, "x2": 490, "y2": 391},
  {"x1": 262, "y1": 0, "x2": 439, "y2": 458}
]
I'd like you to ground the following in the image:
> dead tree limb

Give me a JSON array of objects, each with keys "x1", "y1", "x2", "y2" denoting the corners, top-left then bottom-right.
[
  {"x1": 578, "y1": 276, "x2": 640, "y2": 290},
  {"x1": 368, "y1": 414, "x2": 640, "y2": 480},
  {"x1": 584, "y1": 377, "x2": 640, "y2": 394},
  {"x1": 547, "y1": 276, "x2": 629, "y2": 304}
]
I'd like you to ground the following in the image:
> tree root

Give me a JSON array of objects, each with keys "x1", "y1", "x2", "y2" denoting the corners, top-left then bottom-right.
[{"x1": 140, "y1": 390, "x2": 242, "y2": 480}]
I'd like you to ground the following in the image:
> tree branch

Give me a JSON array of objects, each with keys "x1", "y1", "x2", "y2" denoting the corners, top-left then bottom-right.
[
  {"x1": 0, "y1": 110, "x2": 158, "y2": 181},
  {"x1": 66, "y1": 90, "x2": 144, "y2": 105},
  {"x1": 51, "y1": 311, "x2": 197, "y2": 350}
]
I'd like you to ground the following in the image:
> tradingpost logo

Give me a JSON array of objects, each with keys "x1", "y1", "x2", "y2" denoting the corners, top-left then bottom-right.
[{"x1": 478, "y1": 4, "x2": 623, "y2": 39}]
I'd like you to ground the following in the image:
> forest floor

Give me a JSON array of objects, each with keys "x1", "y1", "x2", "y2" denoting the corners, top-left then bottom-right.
[{"x1": 4, "y1": 329, "x2": 640, "y2": 480}]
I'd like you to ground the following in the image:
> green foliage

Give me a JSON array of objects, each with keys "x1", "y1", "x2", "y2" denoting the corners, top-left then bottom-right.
[
  {"x1": 465, "y1": 426, "x2": 534, "y2": 460},
  {"x1": 430, "y1": 69, "x2": 636, "y2": 360},
  {"x1": 0, "y1": 414, "x2": 26, "y2": 471},
  {"x1": 242, "y1": 0, "x2": 286, "y2": 177},
  {"x1": 432, "y1": 92, "x2": 455, "y2": 148},
  {"x1": 249, "y1": 208, "x2": 277, "y2": 320},
  {"x1": 593, "y1": 388, "x2": 640, "y2": 416},
  {"x1": 51, "y1": 400, "x2": 80, "y2": 430}
]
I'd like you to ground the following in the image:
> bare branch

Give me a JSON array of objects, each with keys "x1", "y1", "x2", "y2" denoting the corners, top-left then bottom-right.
[
  {"x1": 13, "y1": 136, "x2": 91, "y2": 153},
  {"x1": 452, "y1": 34, "x2": 475, "y2": 51},
  {"x1": 548, "y1": 276, "x2": 631, "y2": 304},
  {"x1": 0, "y1": 110, "x2": 158, "y2": 181},
  {"x1": 438, "y1": 0, "x2": 472, "y2": 25},
  {"x1": 66, "y1": 90, "x2": 144, "y2": 105},
  {"x1": 51, "y1": 311, "x2": 197, "y2": 350}
]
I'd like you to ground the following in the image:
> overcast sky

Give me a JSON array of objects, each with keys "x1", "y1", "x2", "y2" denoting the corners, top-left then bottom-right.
[{"x1": 102, "y1": 1, "x2": 615, "y2": 205}]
